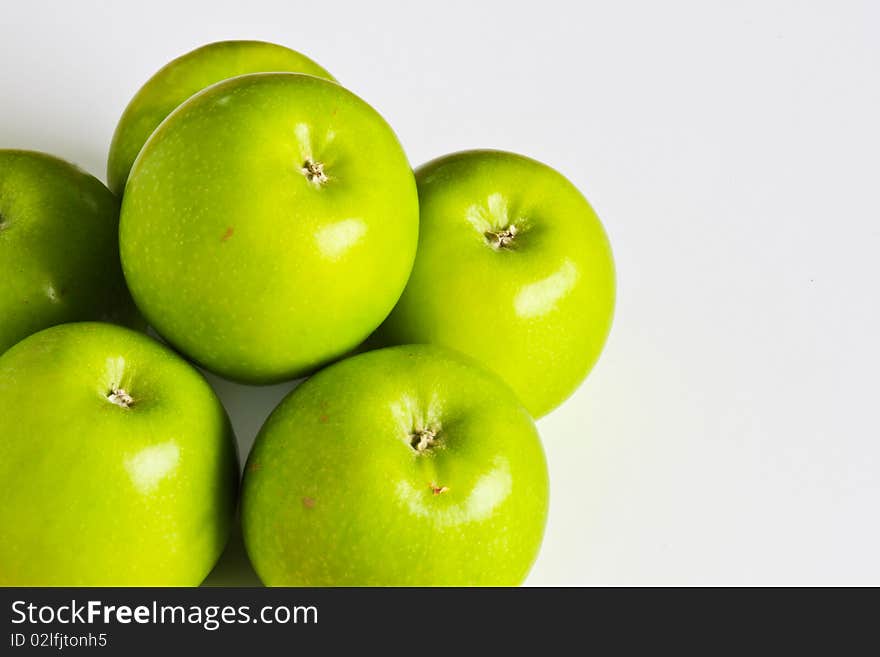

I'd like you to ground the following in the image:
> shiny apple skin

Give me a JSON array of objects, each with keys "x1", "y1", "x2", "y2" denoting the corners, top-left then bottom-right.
[
  {"x1": 374, "y1": 150, "x2": 616, "y2": 418},
  {"x1": 0, "y1": 150, "x2": 140, "y2": 355},
  {"x1": 119, "y1": 73, "x2": 419, "y2": 384},
  {"x1": 107, "y1": 40, "x2": 334, "y2": 195},
  {"x1": 242, "y1": 345, "x2": 549, "y2": 586},
  {"x1": 0, "y1": 322, "x2": 239, "y2": 585}
]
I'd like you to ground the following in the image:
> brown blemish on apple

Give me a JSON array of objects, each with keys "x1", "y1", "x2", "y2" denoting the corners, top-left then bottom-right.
[
  {"x1": 221, "y1": 226, "x2": 234, "y2": 242},
  {"x1": 302, "y1": 497, "x2": 316, "y2": 509},
  {"x1": 247, "y1": 462, "x2": 261, "y2": 473},
  {"x1": 430, "y1": 483, "x2": 449, "y2": 495},
  {"x1": 319, "y1": 414, "x2": 329, "y2": 423},
  {"x1": 106, "y1": 388, "x2": 133, "y2": 408}
]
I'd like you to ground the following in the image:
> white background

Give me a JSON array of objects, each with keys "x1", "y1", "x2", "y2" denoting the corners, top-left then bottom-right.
[{"x1": 2, "y1": 0, "x2": 879, "y2": 586}]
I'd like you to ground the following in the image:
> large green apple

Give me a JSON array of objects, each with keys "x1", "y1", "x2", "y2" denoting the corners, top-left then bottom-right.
[
  {"x1": 0, "y1": 322, "x2": 239, "y2": 585},
  {"x1": 120, "y1": 73, "x2": 419, "y2": 384},
  {"x1": 374, "y1": 150, "x2": 616, "y2": 418},
  {"x1": 0, "y1": 150, "x2": 139, "y2": 355},
  {"x1": 242, "y1": 345, "x2": 549, "y2": 586},
  {"x1": 107, "y1": 40, "x2": 333, "y2": 195}
]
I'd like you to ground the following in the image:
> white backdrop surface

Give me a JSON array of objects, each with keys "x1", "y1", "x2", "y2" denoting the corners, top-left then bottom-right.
[{"x1": 2, "y1": 0, "x2": 878, "y2": 585}]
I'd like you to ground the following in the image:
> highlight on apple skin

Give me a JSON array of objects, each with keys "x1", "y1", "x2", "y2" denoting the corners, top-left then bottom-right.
[
  {"x1": 374, "y1": 149, "x2": 616, "y2": 418},
  {"x1": 0, "y1": 150, "x2": 141, "y2": 355},
  {"x1": 107, "y1": 40, "x2": 335, "y2": 195},
  {"x1": 119, "y1": 72, "x2": 419, "y2": 384},
  {"x1": 0, "y1": 322, "x2": 240, "y2": 586},
  {"x1": 241, "y1": 344, "x2": 549, "y2": 586}
]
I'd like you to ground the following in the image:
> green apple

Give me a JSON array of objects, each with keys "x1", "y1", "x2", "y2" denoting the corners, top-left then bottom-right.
[
  {"x1": 120, "y1": 73, "x2": 419, "y2": 384},
  {"x1": 242, "y1": 345, "x2": 549, "y2": 586},
  {"x1": 107, "y1": 40, "x2": 334, "y2": 195},
  {"x1": 374, "y1": 150, "x2": 615, "y2": 418},
  {"x1": 0, "y1": 322, "x2": 239, "y2": 585},
  {"x1": 0, "y1": 150, "x2": 139, "y2": 355}
]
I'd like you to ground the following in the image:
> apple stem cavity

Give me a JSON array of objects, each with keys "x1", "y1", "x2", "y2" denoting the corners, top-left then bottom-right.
[
  {"x1": 302, "y1": 159, "x2": 329, "y2": 186},
  {"x1": 107, "y1": 388, "x2": 134, "y2": 408},
  {"x1": 410, "y1": 427, "x2": 439, "y2": 453},
  {"x1": 485, "y1": 223, "x2": 518, "y2": 250}
]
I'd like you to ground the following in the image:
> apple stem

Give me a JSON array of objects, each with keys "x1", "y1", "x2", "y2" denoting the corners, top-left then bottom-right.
[
  {"x1": 485, "y1": 224, "x2": 518, "y2": 249},
  {"x1": 302, "y1": 159, "x2": 328, "y2": 186},
  {"x1": 107, "y1": 388, "x2": 134, "y2": 408},
  {"x1": 410, "y1": 427, "x2": 438, "y2": 452}
]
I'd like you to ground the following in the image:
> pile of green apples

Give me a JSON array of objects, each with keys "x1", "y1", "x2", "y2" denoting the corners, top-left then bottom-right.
[{"x1": 0, "y1": 41, "x2": 615, "y2": 586}]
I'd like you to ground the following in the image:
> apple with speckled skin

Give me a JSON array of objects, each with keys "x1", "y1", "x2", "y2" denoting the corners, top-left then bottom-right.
[
  {"x1": 120, "y1": 72, "x2": 419, "y2": 384},
  {"x1": 373, "y1": 150, "x2": 616, "y2": 418},
  {"x1": 0, "y1": 322, "x2": 239, "y2": 586},
  {"x1": 242, "y1": 345, "x2": 549, "y2": 586},
  {"x1": 0, "y1": 150, "x2": 140, "y2": 355},
  {"x1": 107, "y1": 40, "x2": 334, "y2": 195}
]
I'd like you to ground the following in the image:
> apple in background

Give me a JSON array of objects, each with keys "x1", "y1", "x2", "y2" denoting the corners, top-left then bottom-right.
[
  {"x1": 120, "y1": 73, "x2": 419, "y2": 384},
  {"x1": 107, "y1": 40, "x2": 334, "y2": 195},
  {"x1": 0, "y1": 150, "x2": 141, "y2": 355},
  {"x1": 242, "y1": 345, "x2": 549, "y2": 586},
  {"x1": 373, "y1": 150, "x2": 616, "y2": 418},
  {"x1": 0, "y1": 322, "x2": 239, "y2": 585}
]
